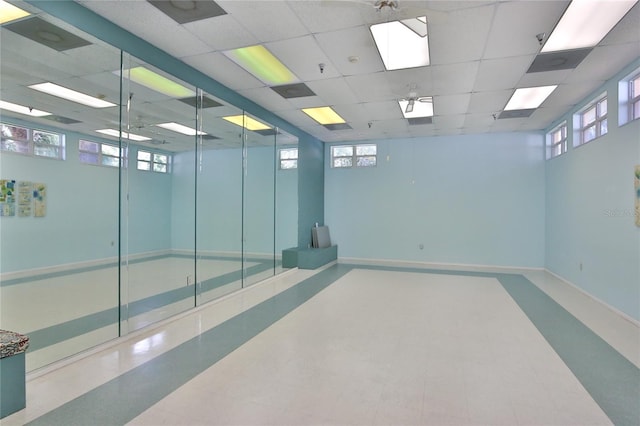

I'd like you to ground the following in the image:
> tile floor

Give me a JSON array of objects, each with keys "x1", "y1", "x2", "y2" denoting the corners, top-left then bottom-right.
[{"x1": 2, "y1": 263, "x2": 638, "y2": 426}]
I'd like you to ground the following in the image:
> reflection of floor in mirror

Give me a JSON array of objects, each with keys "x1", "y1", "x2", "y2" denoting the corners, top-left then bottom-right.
[
  {"x1": 0, "y1": 254, "x2": 282, "y2": 371},
  {"x1": 5, "y1": 264, "x2": 638, "y2": 426}
]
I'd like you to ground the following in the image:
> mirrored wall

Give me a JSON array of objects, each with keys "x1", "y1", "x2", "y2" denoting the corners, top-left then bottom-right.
[{"x1": 0, "y1": 5, "x2": 298, "y2": 371}]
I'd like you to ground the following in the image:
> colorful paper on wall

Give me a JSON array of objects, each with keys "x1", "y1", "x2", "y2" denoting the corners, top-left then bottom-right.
[
  {"x1": 0, "y1": 180, "x2": 16, "y2": 216},
  {"x1": 17, "y1": 181, "x2": 32, "y2": 217},
  {"x1": 33, "y1": 182, "x2": 46, "y2": 217}
]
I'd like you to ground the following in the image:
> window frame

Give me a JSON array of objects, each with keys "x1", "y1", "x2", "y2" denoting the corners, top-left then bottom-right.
[
  {"x1": 577, "y1": 94, "x2": 608, "y2": 146},
  {"x1": 278, "y1": 147, "x2": 298, "y2": 170},
  {"x1": 546, "y1": 121, "x2": 567, "y2": 160},
  {"x1": 79, "y1": 139, "x2": 127, "y2": 168},
  {"x1": 330, "y1": 143, "x2": 377, "y2": 169},
  {"x1": 629, "y1": 72, "x2": 640, "y2": 122},
  {"x1": 1, "y1": 122, "x2": 66, "y2": 160},
  {"x1": 137, "y1": 149, "x2": 170, "y2": 173}
]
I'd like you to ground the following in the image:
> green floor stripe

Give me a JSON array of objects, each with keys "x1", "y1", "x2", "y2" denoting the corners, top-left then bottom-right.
[
  {"x1": 27, "y1": 264, "x2": 353, "y2": 426},
  {"x1": 498, "y1": 273, "x2": 640, "y2": 426}
]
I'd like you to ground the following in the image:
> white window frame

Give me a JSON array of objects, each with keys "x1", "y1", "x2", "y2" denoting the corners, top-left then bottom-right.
[
  {"x1": 546, "y1": 121, "x2": 567, "y2": 160},
  {"x1": 331, "y1": 144, "x2": 377, "y2": 168},
  {"x1": 576, "y1": 94, "x2": 607, "y2": 146},
  {"x1": 279, "y1": 148, "x2": 298, "y2": 170},
  {"x1": 629, "y1": 72, "x2": 640, "y2": 122},
  {"x1": 137, "y1": 149, "x2": 170, "y2": 173},
  {"x1": 79, "y1": 139, "x2": 127, "y2": 168},
  {"x1": 1, "y1": 123, "x2": 65, "y2": 160}
]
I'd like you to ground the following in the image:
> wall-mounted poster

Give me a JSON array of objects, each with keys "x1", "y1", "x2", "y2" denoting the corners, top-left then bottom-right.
[
  {"x1": 635, "y1": 165, "x2": 639, "y2": 227},
  {"x1": 17, "y1": 181, "x2": 32, "y2": 217},
  {"x1": 33, "y1": 182, "x2": 47, "y2": 217},
  {"x1": 0, "y1": 179, "x2": 16, "y2": 217}
]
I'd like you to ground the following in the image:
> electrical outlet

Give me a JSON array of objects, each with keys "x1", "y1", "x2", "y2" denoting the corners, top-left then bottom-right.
[
  {"x1": 419, "y1": 243, "x2": 424, "y2": 250},
  {"x1": 187, "y1": 275, "x2": 194, "y2": 286}
]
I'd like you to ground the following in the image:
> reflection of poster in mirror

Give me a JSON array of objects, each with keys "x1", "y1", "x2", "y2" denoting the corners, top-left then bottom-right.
[
  {"x1": 18, "y1": 181, "x2": 32, "y2": 217},
  {"x1": 33, "y1": 182, "x2": 47, "y2": 217},
  {"x1": 634, "y1": 165, "x2": 640, "y2": 226},
  {"x1": 0, "y1": 179, "x2": 16, "y2": 216}
]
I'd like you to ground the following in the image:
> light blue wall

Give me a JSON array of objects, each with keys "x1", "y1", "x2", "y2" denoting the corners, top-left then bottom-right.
[
  {"x1": 545, "y1": 59, "x2": 640, "y2": 320},
  {"x1": 171, "y1": 146, "x2": 298, "y2": 254},
  {"x1": 0, "y1": 118, "x2": 172, "y2": 273},
  {"x1": 325, "y1": 132, "x2": 546, "y2": 267}
]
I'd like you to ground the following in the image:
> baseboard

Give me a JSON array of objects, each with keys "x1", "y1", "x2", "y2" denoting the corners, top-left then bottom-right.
[
  {"x1": 338, "y1": 256, "x2": 544, "y2": 273},
  {"x1": 544, "y1": 269, "x2": 640, "y2": 328}
]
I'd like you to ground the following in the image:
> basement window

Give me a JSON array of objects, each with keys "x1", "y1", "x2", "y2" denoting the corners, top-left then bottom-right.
[
  {"x1": 137, "y1": 150, "x2": 170, "y2": 173},
  {"x1": 279, "y1": 148, "x2": 298, "y2": 169},
  {"x1": 79, "y1": 140, "x2": 127, "y2": 168},
  {"x1": 1, "y1": 123, "x2": 65, "y2": 160}
]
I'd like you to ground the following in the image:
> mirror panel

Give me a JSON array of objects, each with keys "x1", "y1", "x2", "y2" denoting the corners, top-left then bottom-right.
[
  {"x1": 195, "y1": 91, "x2": 244, "y2": 304},
  {"x1": 275, "y1": 129, "x2": 299, "y2": 274}
]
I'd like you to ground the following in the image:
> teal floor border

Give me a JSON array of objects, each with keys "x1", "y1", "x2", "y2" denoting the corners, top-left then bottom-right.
[{"x1": 26, "y1": 264, "x2": 639, "y2": 426}]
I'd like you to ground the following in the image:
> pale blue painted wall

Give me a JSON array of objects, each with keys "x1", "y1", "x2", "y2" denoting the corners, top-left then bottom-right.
[
  {"x1": 545, "y1": 59, "x2": 640, "y2": 320},
  {"x1": 325, "y1": 132, "x2": 546, "y2": 267},
  {"x1": 170, "y1": 146, "x2": 298, "y2": 254},
  {"x1": 0, "y1": 118, "x2": 172, "y2": 273}
]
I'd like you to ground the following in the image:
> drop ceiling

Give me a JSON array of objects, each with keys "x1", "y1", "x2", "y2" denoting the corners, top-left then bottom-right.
[{"x1": 2, "y1": 0, "x2": 640, "y2": 149}]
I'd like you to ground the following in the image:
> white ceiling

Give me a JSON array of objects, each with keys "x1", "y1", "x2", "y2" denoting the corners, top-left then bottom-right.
[{"x1": 2, "y1": 0, "x2": 640, "y2": 149}]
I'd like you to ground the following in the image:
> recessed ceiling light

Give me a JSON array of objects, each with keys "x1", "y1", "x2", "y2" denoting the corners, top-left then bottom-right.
[
  {"x1": 155, "y1": 122, "x2": 205, "y2": 136},
  {"x1": 119, "y1": 67, "x2": 195, "y2": 98},
  {"x1": 222, "y1": 115, "x2": 271, "y2": 131},
  {"x1": 223, "y1": 45, "x2": 298, "y2": 86},
  {"x1": 96, "y1": 129, "x2": 151, "y2": 141},
  {"x1": 504, "y1": 86, "x2": 558, "y2": 110},
  {"x1": 0, "y1": 100, "x2": 51, "y2": 117},
  {"x1": 0, "y1": 0, "x2": 29, "y2": 24},
  {"x1": 398, "y1": 96, "x2": 433, "y2": 119},
  {"x1": 541, "y1": 0, "x2": 638, "y2": 52},
  {"x1": 371, "y1": 16, "x2": 430, "y2": 70},
  {"x1": 29, "y1": 82, "x2": 116, "y2": 108},
  {"x1": 302, "y1": 107, "x2": 346, "y2": 125}
]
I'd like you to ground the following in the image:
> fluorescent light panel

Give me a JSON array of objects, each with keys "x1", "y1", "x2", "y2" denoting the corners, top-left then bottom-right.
[
  {"x1": 0, "y1": 100, "x2": 51, "y2": 117},
  {"x1": 0, "y1": 0, "x2": 29, "y2": 24},
  {"x1": 302, "y1": 107, "x2": 346, "y2": 125},
  {"x1": 223, "y1": 45, "x2": 298, "y2": 86},
  {"x1": 398, "y1": 97, "x2": 433, "y2": 119},
  {"x1": 96, "y1": 129, "x2": 151, "y2": 141},
  {"x1": 371, "y1": 16, "x2": 430, "y2": 70},
  {"x1": 542, "y1": 0, "x2": 638, "y2": 52},
  {"x1": 121, "y1": 67, "x2": 195, "y2": 98},
  {"x1": 222, "y1": 115, "x2": 271, "y2": 131},
  {"x1": 504, "y1": 86, "x2": 558, "y2": 110},
  {"x1": 156, "y1": 122, "x2": 205, "y2": 136},
  {"x1": 29, "y1": 82, "x2": 116, "y2": 108}
]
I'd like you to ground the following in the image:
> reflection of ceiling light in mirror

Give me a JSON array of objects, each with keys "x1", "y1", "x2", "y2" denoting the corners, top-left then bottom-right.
[
  {"x1": 302, "y1": 107, "x2": 346, "y2": 125},
  {"x1": 223, "y1": 45, "x2": 298, "y2": 85},
  {"x1": 542, "y1": 0, "x2": 637, "y2": 52},
  {"x1": 398, "y1": 97, "x2": 433, "y2": 119},
  {"x1": 504, "y1": 86, "x2": 558, "y2": 110},
  {"x1": 96, "y1": 129, "x2": 151, "y2": 141},
  {"x1": 155, "y1": 122, "x2": 205, "y2": 136},
  {"x1": 222, "y1": 115, "x2": 271, "y2": 131},
  {"x1": 29, "y1": 82, "x2": 116, "y2": 108},
  {"x1": 0, "y1": 100, "x2": 51, "y2": 117},
  {"x1": 0, "y1": 0, "x2": 30, "y2": 24},
  {"x1": 119, "y1": 67, "x2": 195, "y2": 98},
  {"x1": 371, "y1": 16, "x2": 430, "y2": 70}
]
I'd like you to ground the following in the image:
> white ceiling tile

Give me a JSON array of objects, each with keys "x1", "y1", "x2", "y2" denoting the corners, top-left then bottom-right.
[
  {"x1": 362, "y1": 101, "x2": 404, "y2": 121},
  {"x1": 306, "y1": 78, "x2": 359, "y2": 105},
  {"x1": 287, "y1": 1, "x2": 379, "y2": 33},
  {"x1": 433, "y1": 114, "x2": 465, "y2": 130},
  {"x1": 601, "y1": 2, "x2": 640, "y2": 46},
  {"x1": 467, "y1": 90, "x2": 512, "y2": 114},
  {"x1": 267, "y1": 36, "x2": 340, "y2": 81},
  {"x1": 473, "y1": 56, "x2": 534, "y2": 92},
  {"x1": 218, "y1": 1, "x2": 308, "y2": 42},
  {"x1": 428, "y1": 3, "x2": 496, "y2": 65},
  {"x1": 517, "y1": 69, "x2": 573, "y2": 88},
  {"x1": 483, "y1": 1, "x2": 569, "y2": 59},
  {"x1": 185, "y1": 15, "x2": 259, "y2": 51},
  {"x1": 570, "y1": 43, "x2": 640, "y2": 83},
  {"x1": 386, "y1": 67, "x2": 434, "y2": 98},
  {"x1": 433, "y1": 94, "x2": 471, "y2": 115},
  {"x1": 237, "y1": 87, "x2": 297, "y2": 112},
  {"x1": 431, "y1": 61, "x2": 480, "y2": 95},
  {"x1": 314, "y1": 26, "x2": 385, "y2": 76},
  {"x1": 344, "y1": 72, "x2": 394, "y2": 102}
]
